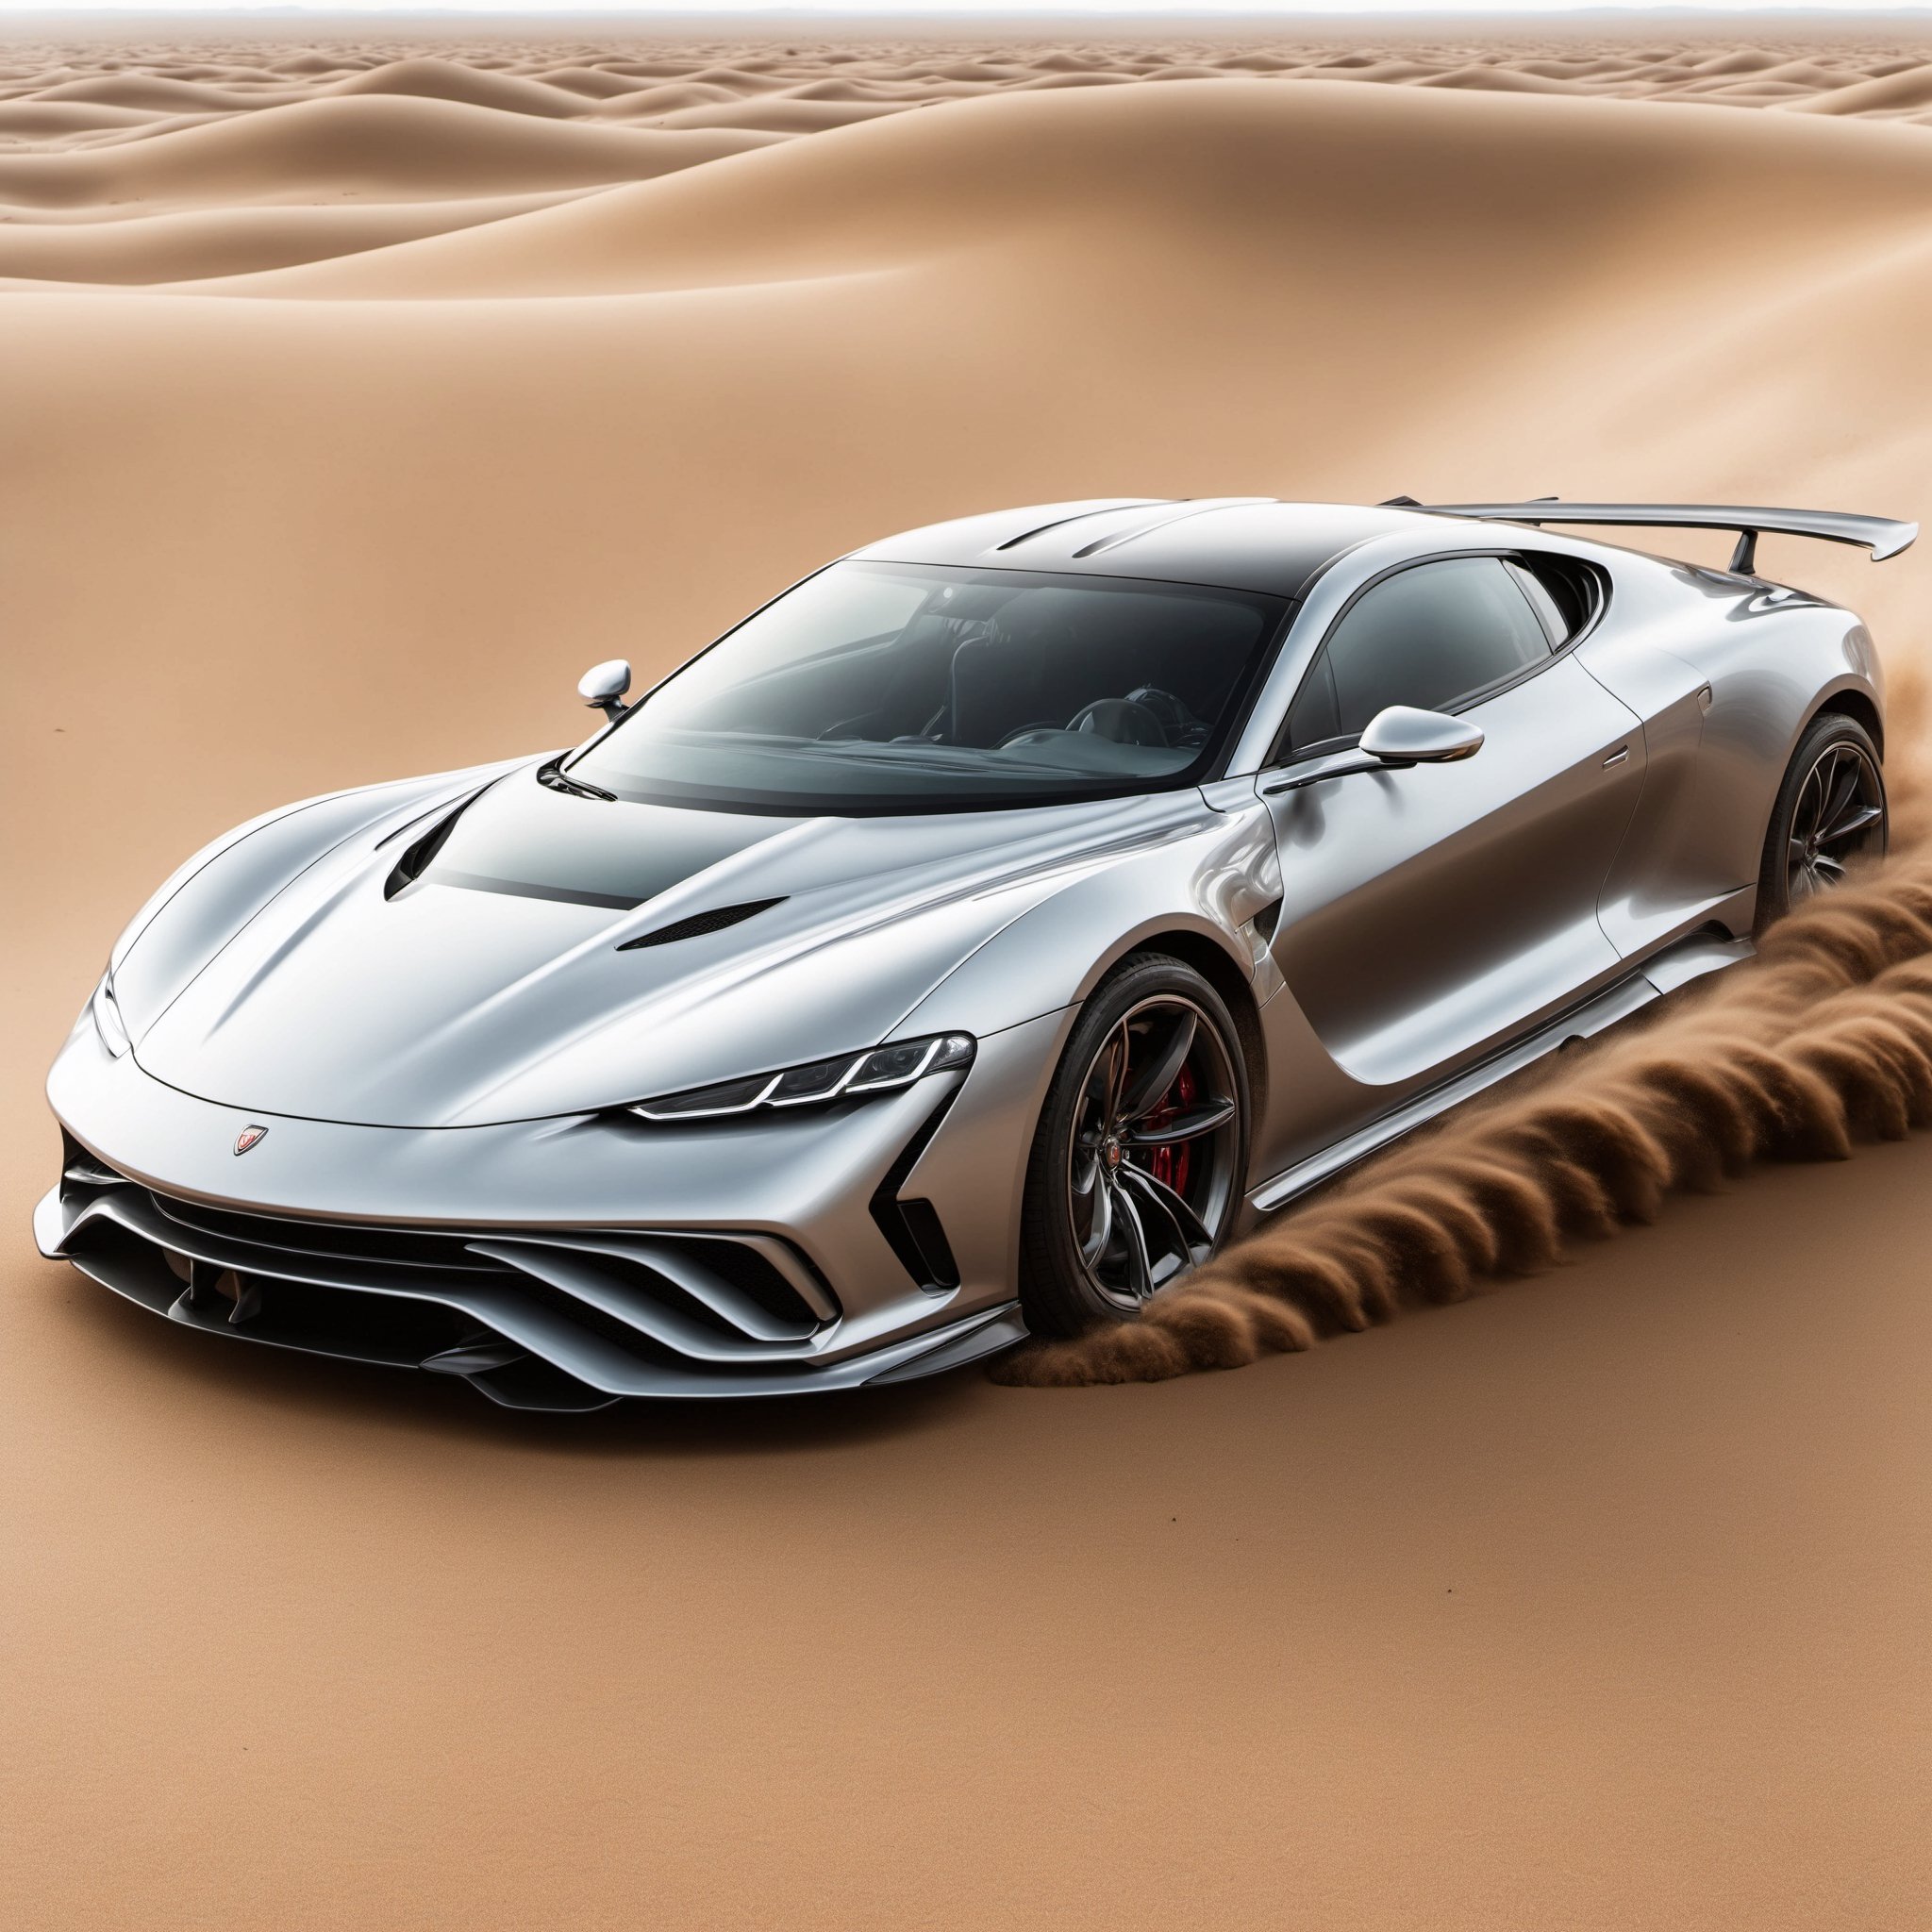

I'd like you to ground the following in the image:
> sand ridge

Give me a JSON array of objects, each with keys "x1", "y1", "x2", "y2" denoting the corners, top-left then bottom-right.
[{"x1": 6, "y1": 25, "x2": 1932, "y2": 281}]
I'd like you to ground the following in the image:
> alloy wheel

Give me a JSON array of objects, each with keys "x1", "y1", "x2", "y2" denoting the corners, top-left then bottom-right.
[
  {"x1": 1064, "y1": 994, "x2": 1241, "y2": 1310},
  {"x1": 1787, "y1": 740, "x2": 1886, "y2": 903}
]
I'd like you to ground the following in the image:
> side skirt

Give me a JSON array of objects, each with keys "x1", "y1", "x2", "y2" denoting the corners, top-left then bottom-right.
[{"x1": 1246, "y1": 933, "x2": 1752, "y2": 1218}]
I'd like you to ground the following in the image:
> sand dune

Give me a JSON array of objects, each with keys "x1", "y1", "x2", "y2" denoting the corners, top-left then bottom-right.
[
  {"x1": 649, "y1": 95, "x2": 911, "y2": 134},
  {"x1": 536, "y1": 64, "x2": 656, "y2": 100},
  {"x1": 0, "y1": 187, "x2": 597, "y2": 283},
  {"x1": 6, "y1": 22, "x2": 1931, "y2": 1932},
  {"x1": 0, "y1": 92, "x2": 783, "y2": 213},
  {"x1": 327, "y1": 56, "x2": 592, "y2": 120},
  {"x1": 28, "y1": 70, "x2": 302, "y2": 112},
  {"x1": 173, "y1": 79, "x2": 1932, "y2": 308},
  {"x1": 1794, "y1": 63, "x2": 1932, "y2": 114},
  {"x1": 0, "y1": 98, "x2": 160, "y2": 138},
  {"x1": 3, "y1": 23, "x2": 1932, "y2": 171}
]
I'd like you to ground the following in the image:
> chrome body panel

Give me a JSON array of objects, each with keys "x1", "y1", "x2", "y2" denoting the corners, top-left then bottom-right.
[
  {"x1": 1248, "y1": 931, "x2": 1753, "y2": 1214},
  {"x1": 1259, "y1": 657, "x2": 1644, "y2": 1089},
  {"x1": 39, "y1": 499, "x2": 1893, "y2": 1403},
  {"x1": 1574, "y1": 558, "x2": 1884, "y2": 956},
  {"x1": 126, "y1": 781, "x2": 1171, "y2": 1128}
]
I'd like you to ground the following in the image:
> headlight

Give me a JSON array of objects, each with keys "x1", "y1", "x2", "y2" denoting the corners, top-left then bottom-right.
[
  {"x1": 89, "y1": 973, "x2": 130, "y2": 1058},
  {"x1": 629, "y1": 1032, "x2": 974, "y2": 1123}
]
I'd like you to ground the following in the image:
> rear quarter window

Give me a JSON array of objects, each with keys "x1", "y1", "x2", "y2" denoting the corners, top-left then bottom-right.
[{"x1": 1507, "y1": 553, "x2": 1604, "y2": 645}]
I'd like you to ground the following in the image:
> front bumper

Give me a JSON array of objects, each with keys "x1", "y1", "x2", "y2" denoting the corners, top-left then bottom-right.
[{"x1": 38, "y1": 1008, "x2": 1072, "y2": 1407}]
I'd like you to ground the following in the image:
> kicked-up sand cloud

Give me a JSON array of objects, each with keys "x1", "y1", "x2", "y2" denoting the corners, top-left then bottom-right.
[{"x1": 996, "y1": 857, "x2": 1932, "y2": 1385}]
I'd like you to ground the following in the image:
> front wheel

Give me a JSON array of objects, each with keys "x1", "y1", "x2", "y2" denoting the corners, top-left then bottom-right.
[
  {"x1": 1018, "y1": 955, "x2": 1249, "y2": 1338},
  {"x1": 1755, "y1": 712, "x2": 1888, "y2": 932}
]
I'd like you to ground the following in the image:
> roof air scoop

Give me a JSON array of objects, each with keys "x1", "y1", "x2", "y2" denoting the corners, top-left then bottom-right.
[
  {"x1": 617, "y1": 899, "x2": 786, "y2": 951},
  {"x1": 1070, "y1": 496, "x2": 1277, "y2": 559}
]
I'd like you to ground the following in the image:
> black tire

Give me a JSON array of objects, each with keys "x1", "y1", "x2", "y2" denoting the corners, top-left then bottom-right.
[
  {"x1": 1018, "y1": 954, "x2": 1250, "y2": 1338},
  {"x1": 1754, "y1": 711, "x2": 1888, "y2": 934}
]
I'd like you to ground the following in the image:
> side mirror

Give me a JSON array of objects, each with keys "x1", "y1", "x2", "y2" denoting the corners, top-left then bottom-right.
[
  {"x1": 1358, "y1": 705, "x2": 1484, "y2": 765},
  {"x1": 577, "y1": 658, "x2": 632, "y2": 724},
  {"x1": 1262, "y1": 704, "x2": 1483, "y2": 795}
]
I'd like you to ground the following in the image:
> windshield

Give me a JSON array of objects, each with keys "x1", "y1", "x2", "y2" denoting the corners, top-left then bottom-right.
[{"x1": 567, "y1": 560, "x2": 1287, "y2": 814}]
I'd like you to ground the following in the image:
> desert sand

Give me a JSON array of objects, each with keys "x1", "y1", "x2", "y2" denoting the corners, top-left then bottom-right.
[{"x1": 4, "y1": 17, "x2": 1929, "y2": 1931}]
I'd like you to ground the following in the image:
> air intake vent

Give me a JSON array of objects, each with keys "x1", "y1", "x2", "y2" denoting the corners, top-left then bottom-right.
[
  {"x1": 383, "y1": 801, "x2": 469, "y2": 901},
  {"x1": 869, "y1": 1087, "x2": 963, "y2": 1292},
  {"x1": 617, "y1": 898, "x2": 785, "y2": 951}
]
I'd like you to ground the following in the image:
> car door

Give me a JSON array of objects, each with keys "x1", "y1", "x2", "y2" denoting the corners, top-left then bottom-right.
[{"x1": 1260, "y1": 554, "x2": 1647, "y2": 1095}]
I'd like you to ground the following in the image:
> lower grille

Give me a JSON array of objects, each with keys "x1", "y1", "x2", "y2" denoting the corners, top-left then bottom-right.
[
  {"x1": 52, "y1": 1151, "x2": 843, "y2": 1408},
  {"x1": 143, "y1": 1191, "x2": 517, "y2": 1275}
]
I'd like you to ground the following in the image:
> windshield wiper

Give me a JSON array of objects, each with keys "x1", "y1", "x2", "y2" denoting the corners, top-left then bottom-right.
[{"x1": 537, "y1": 756, "x2": 616, "y2": 802}]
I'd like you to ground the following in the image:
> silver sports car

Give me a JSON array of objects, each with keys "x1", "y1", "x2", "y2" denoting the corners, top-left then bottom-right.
[{"x1": 38, "y1": 495, "x2": 1913, "y2": 1408}]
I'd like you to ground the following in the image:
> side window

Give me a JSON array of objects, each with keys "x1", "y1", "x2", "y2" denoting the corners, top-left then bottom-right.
[{"x1": 1284, "y1": 557, "x2": 1553, "y2": 754}]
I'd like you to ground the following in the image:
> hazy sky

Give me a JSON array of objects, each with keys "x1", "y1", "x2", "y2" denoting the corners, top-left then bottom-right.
[{"x1": 5, "y1": 0, "x2": 1930, "y2": 15}]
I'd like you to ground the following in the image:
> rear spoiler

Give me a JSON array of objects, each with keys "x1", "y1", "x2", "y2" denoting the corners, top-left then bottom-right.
[{"x1": 1384, "y1": 497, "x2": 1918, "y2": 575}]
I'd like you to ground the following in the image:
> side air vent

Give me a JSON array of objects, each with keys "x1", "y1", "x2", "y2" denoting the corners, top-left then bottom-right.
[
  {"x1": 889, "y1": 1199, "x2": 959, "y2": 1291},
  {"x1": 536, "y1": 756, "x2": 615, "y2": 803},
  {"x1": 868, "y1": 1088, "x2": 963, "y2": 1292},
  {"x1": 617, "y1": 899, "x2": 785, "y2": 951}
]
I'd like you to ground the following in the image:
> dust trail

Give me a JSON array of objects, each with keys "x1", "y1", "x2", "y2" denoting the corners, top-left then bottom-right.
[{"x1": 993, "y1": 858, "x2": 1932, "y2": 1387}]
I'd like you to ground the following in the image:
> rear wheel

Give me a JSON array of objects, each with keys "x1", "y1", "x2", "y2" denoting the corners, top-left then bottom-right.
[
  {"x1": 1018, "y1": 955, "x2": 1249, "y2": 1337},
  {"x1": 1755, "y1": 712, "x2": 1888, "y2": 932}
]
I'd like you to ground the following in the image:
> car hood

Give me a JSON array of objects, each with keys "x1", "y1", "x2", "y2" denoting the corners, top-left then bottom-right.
[{"x1": 127, "y1": 764, "x2": 1208, "y2": 1127}]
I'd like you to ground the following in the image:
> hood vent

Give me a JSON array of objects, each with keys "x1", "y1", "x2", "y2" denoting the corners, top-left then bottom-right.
[
  {"x1": 617, "y1": 898, "x2": 786, "y2": 951},
  {"x1": 383, "y1": 798, "x2": 473, "y2": 901}
]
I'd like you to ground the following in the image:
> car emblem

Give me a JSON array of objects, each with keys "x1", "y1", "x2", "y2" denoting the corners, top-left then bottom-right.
[{"x1": 234, "y1": 1124, "x2": 268, "y2": 1157}]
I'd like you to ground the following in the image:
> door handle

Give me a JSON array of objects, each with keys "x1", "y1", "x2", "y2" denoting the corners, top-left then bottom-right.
[{"x1": 1603, "y1": 745, "x2": 1631, "y2": 768}]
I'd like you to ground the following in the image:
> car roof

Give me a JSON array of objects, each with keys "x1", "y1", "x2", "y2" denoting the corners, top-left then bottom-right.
[{"x1": 844, "y1": 499, "x2": 1458, "y2": 600}]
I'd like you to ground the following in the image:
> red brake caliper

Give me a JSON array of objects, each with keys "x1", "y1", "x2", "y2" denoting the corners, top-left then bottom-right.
[{"x1": 1137, "y1": 1063, "x2": 1196, "y2": 1194}]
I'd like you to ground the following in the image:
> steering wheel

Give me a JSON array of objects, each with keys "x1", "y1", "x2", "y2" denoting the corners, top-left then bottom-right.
[
  {"x1": 1123, "y1": 686, "x2": 1203, "y2": 744},
  {"x1": 1066, "y1": 698, "x2": 1169, "y2": 747}
]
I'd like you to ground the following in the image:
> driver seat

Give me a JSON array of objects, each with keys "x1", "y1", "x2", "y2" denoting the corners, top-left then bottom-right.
[{"x1": 945, "y1": 619, "x2": 1061, "y2": 747}]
